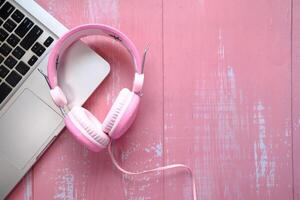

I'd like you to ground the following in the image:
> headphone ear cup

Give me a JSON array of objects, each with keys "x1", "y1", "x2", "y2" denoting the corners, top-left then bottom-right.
[
  {"x1": 65, "y1": 106, "x2": 110, "y2": 152},
  {"x1": 102, "y1": 88, "x2": 140, "y2": 139}
]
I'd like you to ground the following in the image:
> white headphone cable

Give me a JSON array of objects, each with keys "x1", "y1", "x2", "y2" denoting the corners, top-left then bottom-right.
[{"x1": 108, "y1": 141, "x2": 198, "y2": 200}]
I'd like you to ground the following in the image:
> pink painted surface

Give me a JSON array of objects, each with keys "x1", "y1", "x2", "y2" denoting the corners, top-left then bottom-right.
[
  {"x1": 293, "y1": 0, "x2": 300, "y2": 199},
  {"x1": 6, "y1": 0, "x2": 296, "y2": 199}
]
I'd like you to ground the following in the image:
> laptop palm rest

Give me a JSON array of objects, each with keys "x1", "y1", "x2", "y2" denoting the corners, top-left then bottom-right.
[{"x1": 0, "y1": 89, "x2": 62, "y2": 169}]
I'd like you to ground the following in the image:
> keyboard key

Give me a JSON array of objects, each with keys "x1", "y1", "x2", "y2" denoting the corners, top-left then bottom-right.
[
  {"x1": 0, "y1": 82, "x2": 12, "y2": 104},
  {"x1": 0, "y1": 0, "x2": 5, "y2": 7},
  {"x1": 12, "y1": 46, "x2": 25, "y2": 59},
  {"x1": 28, "y1": 55, "x2": 38, "y2": 66},
  {"x1": 0, "y1": 55, "x2": 4, "y2": 63},
  {"x1": 7, "y1": 33, "x2": 20, "y2": 47},
  {"x1": 0, "y1": 43, "x2": 12, "y2": 56},
  {"x1": 0, "y1": 28, "x2": 8, "y2": 41},
  {"x1": 0, "y1": 65, "x2": 9, "y2": 78},
  {"x1": 43, "y1": 36, "x2": 54, "y2": 47},
  {"x1": 15, "y1": 61, "x2": 29, "y2": 75},
  {"x1": 0, "y1": 19, "x2": 3, "y2": 26},
  {"x1": 4, "y1": 55, "x2": 17, "y2": 69},
  {"x1": 31, "y1": 42, "x2": 45, "y2": 56},
  {"x1": 11, "y1": 9, "x2": 24, "y2": 23},
  {"x1": 3, "y1": 18, "x2": 16, "y2": 32},
  {"x1": 0, "y1": 2, "x2": 15, "y2": 20},
  {"x1": 15, "y1": 17, "x2": 33, "y2": 38},
  {"x1": 20, "y1": 25, "x2": 43, "y2": 50},
  {"x1": 6, "y1": 70, "x2": 21, "y2": 87}
]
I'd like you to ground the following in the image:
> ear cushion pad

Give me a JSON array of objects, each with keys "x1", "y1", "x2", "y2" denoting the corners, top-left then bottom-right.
[
  {"x1": 65, "y1": 106, "x2": 110, "y2": 152},
  {"x1": 102, "y1": 88, "x2": 140, "y2": 139}
]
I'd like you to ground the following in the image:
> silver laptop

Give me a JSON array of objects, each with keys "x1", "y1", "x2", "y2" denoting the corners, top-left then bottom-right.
[{"x1": 0, "y1": 0, "x2": 110, "y2": 198}]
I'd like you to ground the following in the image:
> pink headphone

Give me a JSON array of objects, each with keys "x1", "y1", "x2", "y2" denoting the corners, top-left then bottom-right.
[
  {"x1": 44, "y1": 24, "x2": 198, "y2": 199},
  {"x1": 47, "y1": 24, "x2": 145, "y2": 152}
]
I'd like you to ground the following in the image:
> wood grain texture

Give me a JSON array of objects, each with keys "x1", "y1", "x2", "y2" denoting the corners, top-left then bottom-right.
[
  {"x1": 8, "y1": 0, "x2": 164, "y2": 199},
  {"x1": 163, "y1": 0, "x2": 292, "y2": 199},
  {"x1": 6, "y1": 0, "x2": 296, "y2": 199}
]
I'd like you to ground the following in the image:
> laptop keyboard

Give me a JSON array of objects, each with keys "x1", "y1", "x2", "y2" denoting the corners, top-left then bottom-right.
[{"x1": 0, "y1": 0, "x2": 54, "y2": 105}]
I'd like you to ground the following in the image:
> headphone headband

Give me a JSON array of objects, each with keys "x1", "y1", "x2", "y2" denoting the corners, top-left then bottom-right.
[
  {"x1": 45, "y1": 25, "x2": 197, "y2": 198},
  {"x1": 47, "y1": 24, "x2": 143, "y2": 91}
]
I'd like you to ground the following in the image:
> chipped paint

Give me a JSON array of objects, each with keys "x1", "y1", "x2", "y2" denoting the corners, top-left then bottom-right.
[
  {"x1": 121, "y1": 142, "x2": 140, "y2": 161},
  {"x1": 227, "y1": 66, "x2": 234, "y2": 79},
  {"x1": 120, "y1": 141, "x2": 162, "y2": 199},
  {"x1": 143, "y1": 143, "x2": 163, "y2": 157},
  {"x1": 218, "y1": 29, "x2": 225, "y2": 60},
  {"x1": 20, "y1": 0, "x2": 293, "y2": 199},
  {"x1": 54, "y1": 168, "x2": 75, "y2": 200},
  {"x1": 190, "y1": 30, "x2": 244, "y2": 199},
  {"x1": 266, "y1": 161, "x2": 276, "y2": 188},
  {"x1": 253, "y1": 101, "x2": 277, "y2": 191},
  {"x1": 253, "y1": 101, "x2": 267, "y2": 191},
  {"x1": 154, "y1": 143, "x2": 163, "y2": 157}
]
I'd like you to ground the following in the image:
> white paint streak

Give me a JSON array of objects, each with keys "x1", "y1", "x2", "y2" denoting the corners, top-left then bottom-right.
[
  {"x1": 155, "y1": 144, "x2": 163, "y2": 157},
  {"x1": 266, "y1": 161, "x2": 276, "y2": 188},
  {"x1": 143, "y1": 143, "x2": 163, "y2": 157},
  {"x1": 227, "y1": 66, "x2": 234, "y2": 79},
  {"x1": 120, "y1": 140, "x2": 162, "y2": 199},
  {"x1": 218, "y1": 29, "x2": 225, "y2": 60},
  {"x1": 121, "y1": 143, "x2": 140, "y2": 161},
  {"x1": 121, "y1": 143, "x2": 149, "y2": 199},
  {"x1": 190, "y1": 29, "x2": 244, "y2": 199},
  {"x1": 254, "y1": 101, "x2": 268, "y2": 190},
  {"x1": 54, "y1": 168, "x2": 74, "y2": 200},
  {"x1": 253, "y1": 101, "x2": 276, "y2": 191},
  {"x1": 164, "y1": 113, "x2": 175, "y2": 131}
]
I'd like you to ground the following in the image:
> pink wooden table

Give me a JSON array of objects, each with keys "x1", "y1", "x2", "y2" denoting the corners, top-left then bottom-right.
[{"x1": 6, "y1": 0, "x2": 298, "y2": 199}]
